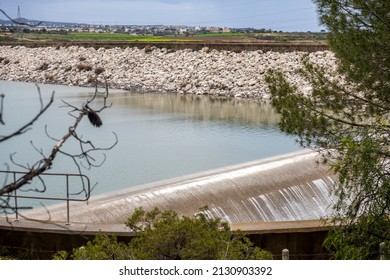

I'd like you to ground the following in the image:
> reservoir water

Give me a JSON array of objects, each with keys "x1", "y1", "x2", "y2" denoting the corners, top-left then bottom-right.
[{"x1": 0, "y1": 80, "x2": 300, "y2": 209}]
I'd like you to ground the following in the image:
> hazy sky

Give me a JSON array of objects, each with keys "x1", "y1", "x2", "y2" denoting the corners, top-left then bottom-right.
[{"x1": 0, "y1": 0, "x2": 323, "y2": 31}]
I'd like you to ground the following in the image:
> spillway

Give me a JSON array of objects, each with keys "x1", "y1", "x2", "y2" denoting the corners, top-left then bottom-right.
[{"x1": 22, "y1": 150, "x2": 337, "y2": 224}]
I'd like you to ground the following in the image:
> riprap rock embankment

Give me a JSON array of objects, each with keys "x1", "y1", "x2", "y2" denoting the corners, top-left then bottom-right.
[{"x1": 0, "y1": 45, "x2": 337, "y2": 98}]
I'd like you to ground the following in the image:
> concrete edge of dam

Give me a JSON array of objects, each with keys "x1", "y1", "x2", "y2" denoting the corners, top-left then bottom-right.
[
  {"x1": 0, "y1": 149, "x2": 337, "y2": 259},
  {"x1": 5, "y1": 149, "x2": 337, "y2": 224},
  {"x1": 0, "y1": 216, "x2": 332, "y2": 236},
  {"x1": 0, "y1": 217, "x2": 334, "y2": 259}
]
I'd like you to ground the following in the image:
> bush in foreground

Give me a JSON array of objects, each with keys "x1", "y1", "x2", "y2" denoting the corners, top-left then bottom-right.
[{"x1": 54, "y1": 207, "x2": 272, "y2": 260}]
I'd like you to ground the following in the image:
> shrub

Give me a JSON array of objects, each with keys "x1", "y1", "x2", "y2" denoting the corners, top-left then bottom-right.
[
  {"x1": 1, "y1": 57, "x2": 10, "y2": 65},
  {"x1": 95, "y1": 67, "x2": 105, "y2": 75},
  {"x1": 37, "y1": 62, "x2": 49, "y2": 71},
  {"x1": 77, "y1": 63, "x2": 93, "y2": 71},
  {"x1": 126, "y1": 207, "x2": 273, "y2": 260},
  {"x1": 58, "y1": 207, "x2": 273, "y2": 260}
]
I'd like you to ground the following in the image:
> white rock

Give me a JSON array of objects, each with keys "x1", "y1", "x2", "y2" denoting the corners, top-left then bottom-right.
[{"x1": 0, "y1": 46, "x2": 336, "y2": 99}]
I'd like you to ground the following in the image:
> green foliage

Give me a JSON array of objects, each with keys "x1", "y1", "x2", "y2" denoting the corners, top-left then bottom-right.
[
  {"x1": 126, "y1": 207, "x2": 272, "y2": 260},
  {"x1": 70, "y1": 233, "x2": 135, "y2": 260},
  {"x1": 316, "y1": 0, "x2": 390, "y2": 100},
  {"x1": 16, "y1": 32, "x2": 200, "y2": 43},
  {"x1": 265, "y1": 0, "x2": 390, "y2": 259},
  {"x1": 0, "y1": 247, "x2": 15, "y2": 260},
  {"x1": 324, "y1": 216, "x2": 390, "y2": 259},
  {"x1": 52, "y1": 250, "x2": 69, "y2": 260},
  {"x1": 57, "y1": 208, "x2": 272, "y2": 260}
]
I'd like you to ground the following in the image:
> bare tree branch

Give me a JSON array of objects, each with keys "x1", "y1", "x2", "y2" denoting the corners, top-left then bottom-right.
[
  {"x1": 0, "y1": 76, "x2": 117, "y2": 213},
  {"x1": 0, "y1": 93, "x2": 5, "y2": 125},
  {"x1": 0, "y1": 89, "x2": 54, "y2": 143}
]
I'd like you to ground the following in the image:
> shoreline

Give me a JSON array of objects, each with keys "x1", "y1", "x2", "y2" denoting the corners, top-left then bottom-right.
[{"x1": 0, "y1": 45, "x2": 337, "y2": 99}]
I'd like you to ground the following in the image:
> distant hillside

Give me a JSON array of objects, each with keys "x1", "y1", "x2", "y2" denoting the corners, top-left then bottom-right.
[
  {"x1": 0, "y1": 17, "x2": 36, "y2": 26},
  {"x1": 0, "y1": 17, "x2": 77, "y2": 27}
]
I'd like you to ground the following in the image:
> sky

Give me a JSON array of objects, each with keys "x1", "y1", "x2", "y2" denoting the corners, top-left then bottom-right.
[{"x1": 0, "y1": 0, "x2": 323, "y2": 32}]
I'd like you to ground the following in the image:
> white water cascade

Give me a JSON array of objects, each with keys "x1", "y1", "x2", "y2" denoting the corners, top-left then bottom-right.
[{"x1": 22, "y1": 150, "x2": 337, "y2": 224}]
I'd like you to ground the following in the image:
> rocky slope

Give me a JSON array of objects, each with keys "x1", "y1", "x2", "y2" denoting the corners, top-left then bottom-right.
[{"x1": 0, "y1": 45, "x2": 337, "y2": 99}]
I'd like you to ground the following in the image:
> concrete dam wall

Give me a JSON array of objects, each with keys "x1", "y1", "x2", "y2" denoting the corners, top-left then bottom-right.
[{"x1": 22, "y1": 150, "x2": 337, "y2": 224}]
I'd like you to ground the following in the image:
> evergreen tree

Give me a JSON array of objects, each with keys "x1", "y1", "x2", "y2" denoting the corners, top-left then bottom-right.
[{"x1": 265, "y1": 0, "x2": 389, "y2": 259}]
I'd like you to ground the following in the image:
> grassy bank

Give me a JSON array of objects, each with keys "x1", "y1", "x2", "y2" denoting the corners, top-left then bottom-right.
[
  {"x1": 7, "y1": 32, "x2": 200, "y2": 42},
  {"x1": 0, "y1": 31, "x2": 328, "y2": 52}
]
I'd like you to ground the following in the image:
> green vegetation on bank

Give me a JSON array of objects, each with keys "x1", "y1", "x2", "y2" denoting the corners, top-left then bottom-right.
[
  {"x1": 193, "y1": 32, "x2": 246, "y2": 37},
  {"x1": 6, "y1": 32, "x2": 200, "y2": 42},
  {"x1": 0, "y1": 29, "x2": 327, "y2": 44},
  {"x1": 53, "y1": 207, "x2": 272, "y2": 260},
  {"x1": 265, "y1": 0, "x2": 390, "y2": 259}
]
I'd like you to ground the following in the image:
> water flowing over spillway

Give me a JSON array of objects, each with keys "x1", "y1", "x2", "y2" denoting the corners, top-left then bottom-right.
[{"x1": 23, "y1": 150, "x2": 337, "y2": 224}]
